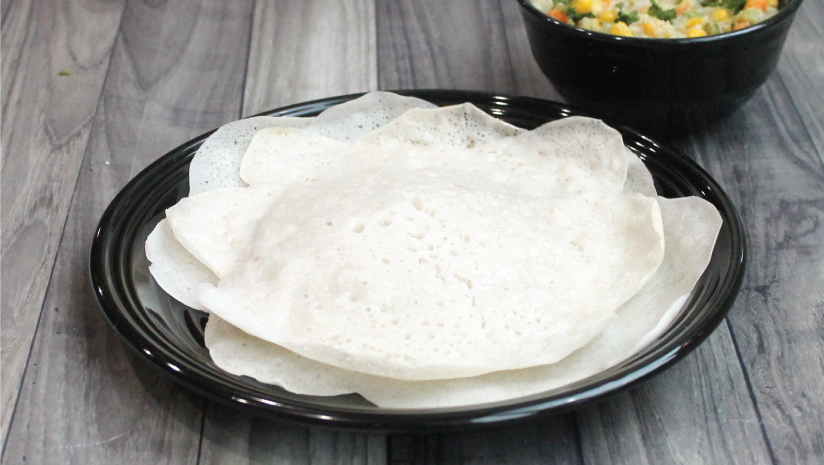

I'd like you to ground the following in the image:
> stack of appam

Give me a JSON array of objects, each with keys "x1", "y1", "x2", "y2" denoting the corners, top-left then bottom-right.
[{"x1": 145, "y1": 92, "x2": 722, "y2": 408}]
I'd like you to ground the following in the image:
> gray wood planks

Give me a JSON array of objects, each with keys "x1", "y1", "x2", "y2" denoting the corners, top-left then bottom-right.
[
  {"x1": 0, "y1": 0, "x2": 125, "y2": 442},
  {"x1": 376, "y1": 0, "x2": 561, "y2": 100},
  {"x1": 242, "y1": 0, "x2": 377, "y2": 117},
  {"x1": 684, "y1": 47, "x2": 824, "y2": 462},
  {"x1": 196, "y1": 1, "x2": 385, "y2": 463},
  {"x1": 578, "y1": 325, "x2": 772, "y2": 464},
  {"x1": 775, "y1": 0, "x2": 824, "y2": 162},
  {"x1": 1, "y1": 0, "x2": 254, "y2": 462},
  {"x1": 199, "y1": 404, "x2": 386, "y2": 465},
  {"x1": 388, "y1": 416, "x2": 582, "y2": 465}
]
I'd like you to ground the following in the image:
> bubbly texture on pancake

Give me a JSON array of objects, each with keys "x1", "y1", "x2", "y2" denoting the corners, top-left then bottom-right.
[
  {"x1": 195, "y1": 180, "x2": 664, "y2": 380},
  {"x1": 189, "y1": 92, "x2": 437, "y2": 195},
  {"x1": 146, "y1": 92, "x2": 721, "y2": 407},
  {"x1": 205, "y1": 196, "x2": 720, "y2": 407}
]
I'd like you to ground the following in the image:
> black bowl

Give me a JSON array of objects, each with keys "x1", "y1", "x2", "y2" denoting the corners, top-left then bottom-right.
[
  {"x1": 517, "y1": 0, "x2": 805, "y2": 138},
  {"x1": 90, "y1": 90, "x2": 746, "y2": 432}
]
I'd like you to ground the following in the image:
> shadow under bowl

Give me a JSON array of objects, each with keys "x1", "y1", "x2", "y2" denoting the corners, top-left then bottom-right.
[{"x1": 517, "y1": 0, "x2": 805, "y2": 138}]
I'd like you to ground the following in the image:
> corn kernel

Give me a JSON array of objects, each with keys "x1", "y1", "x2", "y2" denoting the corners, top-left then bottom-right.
[
  {"x1": 767, "y1": 0, "x2": 778, "y2": 6},
  {"x1": 688, "y1": 27, "x2": 708, "y2": 37},
  {"x1": 599, "y1": 10, "x2": 617, "y2": 22},
  {"x1": 643, "y1": 21, "x2": 657, "y2": 37},
  {"x1": 686, "y1": 17, "x2": 704, "y2": 28},
  {"x1": 712, "y1": 8, "x2": 729, "y2": 21},
  {"x1": 571, "y1": 0, "x2": 592, "y2": 13},
  {"x1": 610, "y1": 21, "x2": 633, "y2": 36}
]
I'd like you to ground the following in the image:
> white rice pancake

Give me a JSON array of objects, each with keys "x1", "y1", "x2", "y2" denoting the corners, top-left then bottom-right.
[
  {"x1": 175, "y1": 114, "x2": 636, "y2": 301},
  {"x1": 165, "y1": 186, "x2": 280, "y2": 278},
  {"x1": 194, "y1": 152, "x2": 665, "y2": 379},
  {"x1": 204, "y1": 196, "x2": 721, "y2": 408},
  {"x1": 623, "y1": 149, "x2": 657, "y2": 197},
  {"x1": 144, "y1": 219, "x2": 217, "y2": 311},
  {"x1": 188, "y1": 92, "x2": 436, "y2": 195},
  {"x1": 238, "y1": 119, "x2": 628, "y2": 199},
  {"x1": 150, "y1": 92, "x2": 435, "y2": 306},
  {"x1": 471, "y1": 117, "x2": 628, "y2": 197},
  {"x1": 358, "y1": 103, "x2": 524, "y2": 148},
  {"x1": 239, "y1": 128, "x2": 347, "y2": 186}
]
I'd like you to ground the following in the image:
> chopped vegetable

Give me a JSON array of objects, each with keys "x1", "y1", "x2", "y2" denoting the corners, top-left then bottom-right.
[
  {"x1": 649, "y1": 0, "x2": 678, "y2": 21},
  {"x1": 568, "y1": 7, "x2": 596, "y2": 22},
  {"x1": 702, "y1": 0, "x2": 746, "y2": 13},
  {"x1": 547, "y1": 9, "x2": 570, "y2": 22},
  {"x1": 599, "y1": 9, "x2": 618, "y2": 22},
  {"x1": 733, "y1": 19, "x2": 750, "y2": 29},
  {"x1": 744, "y1": 0, "x2": 767, "y2": 11},
  {"x1": 533, "y1": 0, "x2": 777, "y2": 37},
  {"x1": 616, "y1": 7, "x2": 641, "y2": 24},
  {"x1": 712, "y1": 8, "x2": 730, "y2": 20},
  {"x1": 611, "y1": 21, "x2": 634, "y2": 35},
  {"x1": 687, "y1": 26, "x2": 708, "y2": 36}
]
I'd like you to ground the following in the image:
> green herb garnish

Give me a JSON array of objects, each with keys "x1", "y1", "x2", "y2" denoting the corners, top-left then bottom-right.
[
  {"x1": 567, "y1": 7, "x2": 596, "y2": 22},
  {"x1": 649, "y1": 0, "x2": 677, "y2": 21},
  {"x1": 616, "y1": 8, "x2": 640, "y2": 24},
  {"x1": 702, "y1": 0, "x2": 747, "y2": 13},
  {"x1": 58, "y1": 70, "x2": 73, "y2": 77}
]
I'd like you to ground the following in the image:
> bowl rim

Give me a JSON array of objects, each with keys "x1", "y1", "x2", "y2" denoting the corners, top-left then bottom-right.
[
  {"x1": 90, "y1": 90, "x2": 747, "y2": 432},
  {"x1": 516, "y1": 0, "x2": 805, "y2": 45}
]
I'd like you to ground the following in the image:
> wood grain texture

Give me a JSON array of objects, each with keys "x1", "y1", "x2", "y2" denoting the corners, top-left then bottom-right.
[
  {"x1": 774, "y1": 0, "x2": 824, "y2": 163},
  {"x1": 242, "y1": 0, "x2": 377, "y2": 117},
  {"x1": 375, "y1": 0, "x2": 561, "y2": 100},
  {"x1": 0, "y1": 0, "x2": 125, "y2": 442},
  {"x1": 195, "y1": 1, "x2": 384, "y2": 463},
  {"x1": 1, "y1": 0, "x2": 15, "y2": 25},
  {"x1": 682, "y1": 64, "x2": 824, "y2": 463},
  {"x1": 0, "y1": 0, "x2": 254, "y2": 462},
  {"x1": 388, "y1": 416, "x2": 582, "y2": 465},
  {"x1": 199, "y1": 403, "x2": 386, "y2": 465},
  {"x1": 578, "y1": 324, "x2": 772, "y2": 464}
]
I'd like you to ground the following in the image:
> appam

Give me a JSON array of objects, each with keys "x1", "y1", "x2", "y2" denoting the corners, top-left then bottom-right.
[
  {"x1": 143, "y1": 91, "x2": 720, "y2": 397},
  {"x1": 163, "y1": 106, "x2": 666, "y2": 380},
  {"x1": 189, "y1": 92, "x2": 436, "y2": 195},
  {"x1": 149, "y1": 92, "x2": 435, "y2": 309},
  {"x1": 204, "y1": 196, "x2": 721, "y2": 407}
]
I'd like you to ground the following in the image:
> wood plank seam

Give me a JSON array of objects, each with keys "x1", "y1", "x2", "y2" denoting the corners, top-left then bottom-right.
[
  {"x1": 724, "y1": 318, "x2": 779, "y2": 465},
  {"x1": 492, "y1": 0, "x2": 520, "y2": 95},
  {"x1": 774, "y1": 72, "x2": 824, "y2": 170},
  {"x1": 0, "y1": 30, "x2": 127, "y2": 452},
  {"x1": 237, "y1": 0, "x2": 257, "y2": 122},
  {"x1": 0, "y1": 3, "x2": 126, "y2": 450},
  {"x1": 195, "y1": 398, "x2": 208, "y2": 465}
]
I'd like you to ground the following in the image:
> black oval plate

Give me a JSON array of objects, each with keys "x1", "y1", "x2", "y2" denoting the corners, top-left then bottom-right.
[{"x1": 90, "y1": 90, "x2": 746, "y2": 432}]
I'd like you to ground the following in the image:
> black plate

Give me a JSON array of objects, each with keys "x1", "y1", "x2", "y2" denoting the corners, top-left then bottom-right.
[{"x1": 90, "y1": 90, "x2": 746, "y2": 432}]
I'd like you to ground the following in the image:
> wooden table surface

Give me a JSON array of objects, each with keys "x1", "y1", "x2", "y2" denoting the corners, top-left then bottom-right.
[{"x1": 2, "y1": 0, "x2": 822, "y2": 463}]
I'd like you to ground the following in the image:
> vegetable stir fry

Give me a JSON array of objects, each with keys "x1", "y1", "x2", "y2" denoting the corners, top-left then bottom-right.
[{"x1": 532, "y1": 0, "x2": 778, "y2": 37}]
